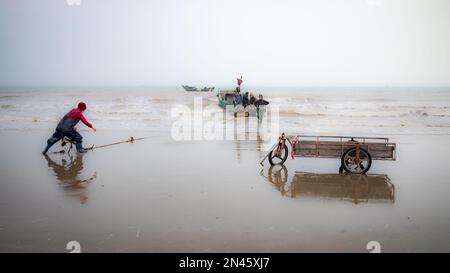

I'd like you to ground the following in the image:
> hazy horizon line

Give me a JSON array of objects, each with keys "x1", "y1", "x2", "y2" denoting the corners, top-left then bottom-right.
[{"x1": 1, "y1": 85, "x2": 450, "y2": 89}]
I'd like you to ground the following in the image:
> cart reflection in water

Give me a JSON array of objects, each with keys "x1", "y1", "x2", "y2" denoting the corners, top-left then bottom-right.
[
  {"x1": 44, "y1": 153, "x2": 96, "y2": 204},
  {"x1": 262, "y1": 165, "x2": 395, "y2": 204}
]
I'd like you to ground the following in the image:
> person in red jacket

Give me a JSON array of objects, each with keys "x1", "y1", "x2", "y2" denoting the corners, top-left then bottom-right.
[{"x1": 42, "y1": 102, "x2": 96, "y2": 154}]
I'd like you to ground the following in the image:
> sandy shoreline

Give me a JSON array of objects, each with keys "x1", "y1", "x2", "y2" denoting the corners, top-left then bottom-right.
[
  {"x1": 1, "y1": 129, "x2": 450, "y2": 252},
  {"x1": 2, "y1": 0, "x2": 450, "y2": 255}
]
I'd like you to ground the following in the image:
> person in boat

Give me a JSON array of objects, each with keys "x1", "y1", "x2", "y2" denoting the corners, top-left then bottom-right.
[
  {"x1": 235, "y1": 76, "x2": 243, "y2": 105},
  {"x1": 249, "y1": 93, "x2": 256, "y2": 105},
  {"x1": 42, "y1": 102, "x2": 96, "y2": 154},
  {"x1": 242, "y1": 92, "x2": 249, "y2": 107},
  {"x1": 234, "y1": 89, "x2": 242, "y2": 105},
  {"x1": 254, "y1": 94, "x2": 269, "y2": 108},
  {"x1": 237, "y1": 76, "x2": 243, "y2": 87}
]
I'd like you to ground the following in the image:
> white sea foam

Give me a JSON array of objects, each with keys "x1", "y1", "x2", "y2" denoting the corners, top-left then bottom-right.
[{"x1": 0, "y1": 86, "x2": 449, "y2": 135}]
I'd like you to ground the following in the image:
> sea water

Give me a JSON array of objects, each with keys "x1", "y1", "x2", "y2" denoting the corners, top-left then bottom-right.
[{"x1": 1, "y1": 86, "x2": 449, "y2": 136}]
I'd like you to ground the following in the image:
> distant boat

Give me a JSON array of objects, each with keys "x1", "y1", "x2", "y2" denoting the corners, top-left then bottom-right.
[
  {"x1": 182, "y1": 85, "x2": 198, "y2": 91},
  {"x1": 182, "y1": 85, "x2": 215, "y2": 92},
  {"x1": 200, "y1": 87, "x2": 215, "y2": 92}
]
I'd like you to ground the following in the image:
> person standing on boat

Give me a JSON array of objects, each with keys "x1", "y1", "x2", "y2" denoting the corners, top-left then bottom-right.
[
  {"x1": 249, "y1": 93, "x2": 256, "y2": 105},
  {"x1": 42, "y1": 102, "x2": 96, "y2": 154},
  {"x1": 254, "y1": 94, "x2": 269, "y2": 119},
  {"x1": 254, "y1": 94, "x2": 269, "y2": 108},
  {"x1": 233, "y1": 76, "x2": 243, "y2": 107},
  {"x1": 235, "y1": 76, "x2": 243, "y2": 94},
  {"x1": 234, "y1": 89, "x2": 242, "y2": 105},
  {"x1": 243, "y1": 92, "x2": 249, "y2": 107},
  {"x1": 237, "y1": 76, "x2": 243, "y2": 88}
]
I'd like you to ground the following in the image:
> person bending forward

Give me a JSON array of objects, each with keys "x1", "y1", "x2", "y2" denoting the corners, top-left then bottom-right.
[{"x1": 42, "y1": 102, "x2": 96, "y2": 154}]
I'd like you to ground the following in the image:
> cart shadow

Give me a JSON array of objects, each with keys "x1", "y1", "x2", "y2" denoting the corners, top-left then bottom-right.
[
  {"x1": 261, "y1": 165, "x2": 395, "y2": 204},
  {"x1": 44, "y1": 153, "x2": 97, "y2": 204}
]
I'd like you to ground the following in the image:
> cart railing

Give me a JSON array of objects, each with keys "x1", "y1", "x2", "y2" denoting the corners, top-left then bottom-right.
[
  {"x1": 288, "y1": 135, "x2": 396, "y2": 161},
  {"x1": 261, "y1": 133, "x2": 397, "y2": 174},
  {"x1": 287, "y1": 135, "x2": 390, "y2": 143}
]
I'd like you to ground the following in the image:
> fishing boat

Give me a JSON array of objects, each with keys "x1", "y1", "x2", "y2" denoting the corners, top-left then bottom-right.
[
  {"x1": 217, "y1": 89, "x2": 237, "y2": 109},
  {"x1": 200, "y1": 87, "x2": 215, "y2": 92},
  {"x1": 217, "y1": 89, "x2": 265, "y2": 118},
  {"x1": 182, "y1": 85, "x2": 197, "y2": 91},
  {"x1": 182, "y1": 85, "x2": 215, "y2": 92}
]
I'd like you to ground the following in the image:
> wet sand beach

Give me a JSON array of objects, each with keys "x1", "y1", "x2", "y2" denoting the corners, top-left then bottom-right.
[
  {"x1": 1, "y1": 130, "x2": 450, "y2": 252},
  {"x1": 1, "y1": 87, "x2": 450, "y2": 252},
  {"x1": 3, "y1": 0, "x2": 450, "y2": 256}
]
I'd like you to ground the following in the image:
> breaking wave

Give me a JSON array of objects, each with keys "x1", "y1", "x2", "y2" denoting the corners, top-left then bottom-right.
[{"x1": 0, "y1": 86, "x2": 449, "y2": 135}]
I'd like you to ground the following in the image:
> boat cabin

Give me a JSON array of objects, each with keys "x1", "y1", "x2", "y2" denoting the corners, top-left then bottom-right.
[{"x1": 218, "y1": 90, "x2": 237, "y2": 108}]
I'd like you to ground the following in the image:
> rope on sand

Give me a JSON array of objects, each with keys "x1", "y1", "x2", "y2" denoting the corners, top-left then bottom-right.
[
  {"x1": 50, "y1": 136, "x2": 147, "y2": 154},
  {"x1": 85, "y1": 136, "x2": 147, "y2": 150}
]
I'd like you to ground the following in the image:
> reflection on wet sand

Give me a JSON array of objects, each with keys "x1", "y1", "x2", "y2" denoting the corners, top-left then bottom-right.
[
  {"x1": 262, "y1": 165, "x2": 395, "y2": 204},
  {"x1": 44, "y1": 153, "x2": 96, "y2": 204},
  {"x1": 234, "y1": 130, "x2": 267, "y2": 163}
]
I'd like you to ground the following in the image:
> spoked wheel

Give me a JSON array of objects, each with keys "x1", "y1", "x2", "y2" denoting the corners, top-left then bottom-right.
[
  {"x1": 268, "y1": 145, "x2": 289, "y2": 165},
  {"x1": 341, "y1": 147, "x2": 372, "y2": 174}
]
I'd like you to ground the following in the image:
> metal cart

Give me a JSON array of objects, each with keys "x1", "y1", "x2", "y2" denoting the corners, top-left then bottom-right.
[{"x1": 262, "y1": 133, "x2": 396, "y2": 174}]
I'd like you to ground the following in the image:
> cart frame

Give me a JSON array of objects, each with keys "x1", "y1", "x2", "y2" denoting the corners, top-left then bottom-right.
[{"x1": 263, "y1": 133, "x2": 396, "y2": 174}]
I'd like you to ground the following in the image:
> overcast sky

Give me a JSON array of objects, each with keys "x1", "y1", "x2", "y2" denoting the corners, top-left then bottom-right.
[{"x1": 0, "y1": 0, "x2": 449, "y2": 86}]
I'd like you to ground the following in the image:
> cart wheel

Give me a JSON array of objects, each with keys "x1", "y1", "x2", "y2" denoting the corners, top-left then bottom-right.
[
  {"x1": 341, "y1": 147, "x2": 372, "y2": 174},
  {"x1": 268, "y1": 145, "x2": 289, "y2": 165}
]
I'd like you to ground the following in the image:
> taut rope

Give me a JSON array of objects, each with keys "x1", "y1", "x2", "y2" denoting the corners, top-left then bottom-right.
[{"x1": 50, "y1": 136, "x2": 148, "y2": 154}]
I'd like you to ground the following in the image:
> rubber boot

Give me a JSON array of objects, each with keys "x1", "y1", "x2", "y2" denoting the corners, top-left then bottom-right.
[
  {"x1": 75, "y1": 142, "x2": 86, "y2": 153},
  {"x1": 42, "y1": 139, "x2": 55, "y2": 155},
  {"x1": 42, "y1": 144, "x2": 51, "y2": 155}
]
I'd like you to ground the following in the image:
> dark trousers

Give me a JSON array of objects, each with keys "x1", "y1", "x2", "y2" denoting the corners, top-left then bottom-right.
[{"x1": 45, "y1": 129, "x2": 83, "y2": 152}]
